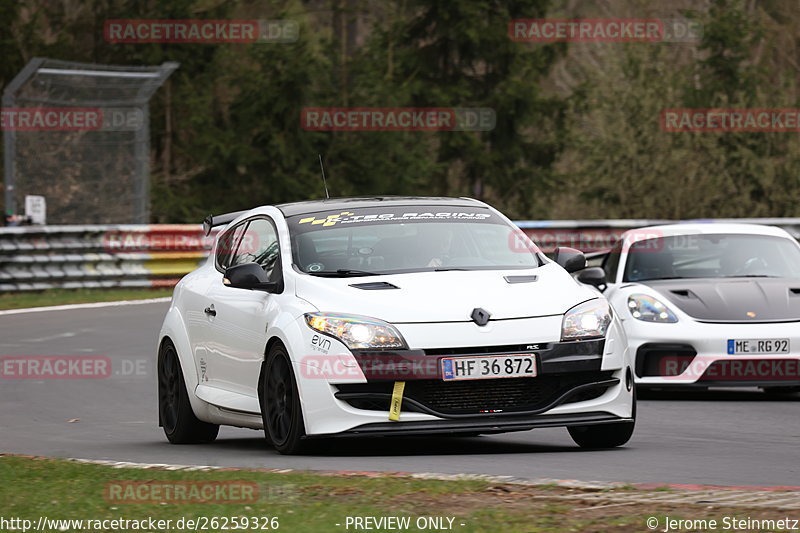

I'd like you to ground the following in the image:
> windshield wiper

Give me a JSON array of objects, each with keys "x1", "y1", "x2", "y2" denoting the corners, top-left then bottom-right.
[
  {"x1": 433, "y1": 267, "x2": 468, "y2": 272},
  {"x1": 308, "y1": 269, "x2": 380, "y2": 277}
]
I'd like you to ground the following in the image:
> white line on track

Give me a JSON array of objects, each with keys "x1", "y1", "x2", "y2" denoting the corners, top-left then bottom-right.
[
  {"x1": 0, "y1": 297, "x2": 171, "y2": 316},
  {"x1": 21, "y1": 331, "x2": 78, "y2": 342}
]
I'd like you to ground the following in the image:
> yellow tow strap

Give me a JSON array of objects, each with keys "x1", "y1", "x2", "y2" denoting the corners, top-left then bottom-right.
[{"x1": 389, "y1": 381, "x2": 405, "y2": 421}]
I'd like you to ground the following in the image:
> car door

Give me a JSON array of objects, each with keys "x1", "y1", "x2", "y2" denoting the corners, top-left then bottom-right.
[
  {"x1": 202, "y1": 216, "x2": 284, "y2": 400},
  {"x1": 185, "y1": 221, "x2": 248, "y2": 384}
]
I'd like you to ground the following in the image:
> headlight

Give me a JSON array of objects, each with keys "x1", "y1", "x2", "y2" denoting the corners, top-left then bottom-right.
[
  {"x1": 561, "y1": 299, "x2": 612, "y2": 341},
  {"x1": 304, "y1": 312, "x2": 408, "y2": 350},
  {"x1": 627, "y1": 294, "x2": 678, "y2": 323}
]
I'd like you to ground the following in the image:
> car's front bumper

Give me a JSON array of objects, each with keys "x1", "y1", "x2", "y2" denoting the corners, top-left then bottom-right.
[
  {"x1": 293, "y1": 317, "x2": 634, "y2": 436},
  {"x1": 624, "y1": 318, "x2": 800, "y2": 387}
]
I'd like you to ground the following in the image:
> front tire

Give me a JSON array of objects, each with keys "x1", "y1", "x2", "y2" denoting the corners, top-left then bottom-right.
[
  {"x1": 260, "y1": 344, "x2": 306, "y2": 454},
  {"x1": 568, "y1": 420, "x2": 635, "y2": 448},
  {"x1": 568, "y1": 386, "x2": 636, "y2": 448},
  {"x1": 158, "y1": 339, "x2": 219, "y2": 444}
]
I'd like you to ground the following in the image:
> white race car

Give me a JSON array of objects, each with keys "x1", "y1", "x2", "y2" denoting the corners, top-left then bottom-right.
[
  {"x1": 158, "y1": 197, "x2": 635, "y2": 454},
  {"x1": 593, "y1": 223, "x2": 800, "y2": 392}
]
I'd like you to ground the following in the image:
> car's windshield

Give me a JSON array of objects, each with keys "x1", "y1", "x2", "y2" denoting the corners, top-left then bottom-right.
[
  {"x1": 623, "y1": 233, "x2": 800, "y2": 282},
  {"x1": 287, "y1": 206, "x2": 540, "y2": 276}
]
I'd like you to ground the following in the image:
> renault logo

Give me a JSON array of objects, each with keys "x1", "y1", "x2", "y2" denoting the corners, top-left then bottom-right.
[{"x1": 471, "y1": 308, "x2": 491, "y2": 326}]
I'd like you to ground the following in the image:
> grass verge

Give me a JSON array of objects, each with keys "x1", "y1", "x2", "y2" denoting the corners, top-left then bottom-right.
[
  {"x1": 0, "y1": 455, "x2": 789, "y2": 532},
  {"x1": 0, "y1": 288, "x2": 172, "y2": 310}
]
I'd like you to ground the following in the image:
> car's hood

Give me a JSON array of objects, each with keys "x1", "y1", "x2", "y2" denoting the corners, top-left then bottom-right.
[
  {"x1": 294, "y1": 263, "x2": 595, "y2": 323},
  {"x1": 643, "y1": 277, "x2": 800, "y2": 323}
]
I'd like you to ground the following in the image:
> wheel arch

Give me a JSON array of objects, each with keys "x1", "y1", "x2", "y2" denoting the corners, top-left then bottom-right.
[
  {"x1": 258, "y1": 335, "x2": 288, "y2": 407},
  {"x1": 264, "y1": 335, "x2": 287, "y2": 360}
]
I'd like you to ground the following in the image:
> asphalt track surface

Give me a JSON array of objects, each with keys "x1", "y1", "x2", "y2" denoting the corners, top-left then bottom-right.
[{"x1": 1, "y1": 300, "x2": 798, "y2": 487}]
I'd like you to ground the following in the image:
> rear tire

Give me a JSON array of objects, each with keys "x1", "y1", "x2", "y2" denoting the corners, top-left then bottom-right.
[
  {"x1": 261, "y1": 343, "x2": 306, "y2": 454},
  {"x1": 158, "y1": 339, "x2": 219, "y2": 444}
]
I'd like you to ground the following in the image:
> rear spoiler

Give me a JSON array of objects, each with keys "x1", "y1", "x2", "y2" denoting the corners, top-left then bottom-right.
[{"x1": 202, "y1": 210, "x2": 249, "y2": 236}]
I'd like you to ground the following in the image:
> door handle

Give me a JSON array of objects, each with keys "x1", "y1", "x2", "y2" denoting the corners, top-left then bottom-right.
[{"x1": 204, "y1": 305, "x2": 216, "y2": 317}]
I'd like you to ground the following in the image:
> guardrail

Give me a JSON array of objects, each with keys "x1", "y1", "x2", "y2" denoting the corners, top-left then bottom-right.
[
  {"x1": 0, "y1": 224, "x2": 211, "y2": 292},
  {"x1": 1, "y1": 218, "x2": 799, "y2": 292}
]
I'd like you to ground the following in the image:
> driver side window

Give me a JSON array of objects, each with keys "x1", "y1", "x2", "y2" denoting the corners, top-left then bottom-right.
[
  {"x1": 216, "y1": 223, "x2": 247, "y2": 271},
  {"x1": 230, "y1": 218, "x2": 281, "y2": 280}
]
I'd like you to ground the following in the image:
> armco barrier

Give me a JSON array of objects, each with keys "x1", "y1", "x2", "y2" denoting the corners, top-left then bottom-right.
[
  {"x1": 0, "y1": 224, "x2": 212, "y2": 292},
  {"x1": 1, "y1": 218, "x2": 799, "y2": 292}
]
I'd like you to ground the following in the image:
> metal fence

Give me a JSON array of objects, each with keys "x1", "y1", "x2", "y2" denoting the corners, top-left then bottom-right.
[
  {"x1": 2, "y1": 58, "x2": 177, "y2": 224},
  {"x1": 2, "y1": 218, "x2": 800, "y2": 293}
]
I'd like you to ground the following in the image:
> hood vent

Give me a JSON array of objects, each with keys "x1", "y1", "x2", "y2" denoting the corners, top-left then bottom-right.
[
  {"x1": 670, "y1": 289, "x2": 700, "y2": 298},
  {"x1": 790, "y1": 288, "x2": 800, "y2": 295},
  {"x1": 349, "y1": 281, "x2": 400, "y2": 290},
  {"x1": 504, "y1": 275, "x2": 538, "y2": 284}
]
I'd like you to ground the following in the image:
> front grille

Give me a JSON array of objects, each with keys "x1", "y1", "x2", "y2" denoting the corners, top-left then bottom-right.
[
  {"x1": 336, "y1": 371, "x2": 614, "y2": 415},
  {"x1": 410, "y1": 377, "x2": 559, "y2": 412}
]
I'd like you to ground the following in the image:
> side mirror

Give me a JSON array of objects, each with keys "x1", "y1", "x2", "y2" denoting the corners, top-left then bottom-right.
[
  {"x1": 577, "y1": 266, "x2": 607, "y2": 289},
  {"x1": 554, "y1": 246, "x2": 586, "y2": 273},
  {"x1": 224, "y1": 262, "x2": 279, "y2": 292}
]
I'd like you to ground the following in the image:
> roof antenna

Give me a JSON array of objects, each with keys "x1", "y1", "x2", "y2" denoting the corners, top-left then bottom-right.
[{"x1": 318, "y1": 154, "x2": 330, "y2": 199}]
